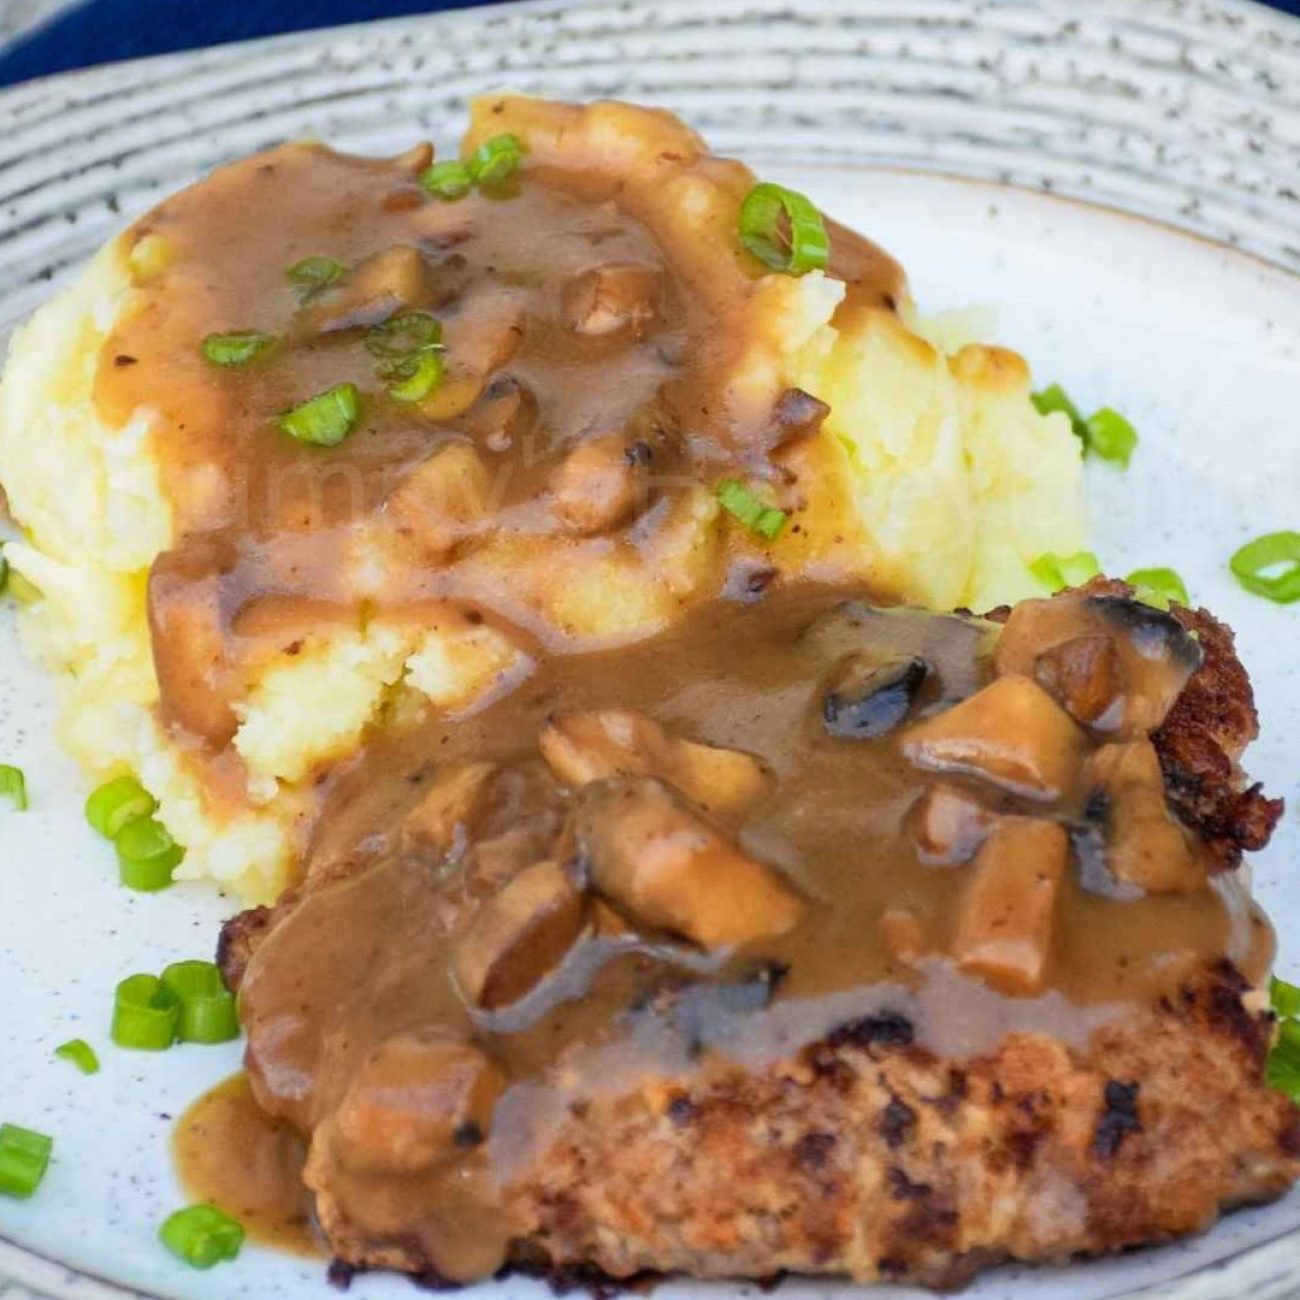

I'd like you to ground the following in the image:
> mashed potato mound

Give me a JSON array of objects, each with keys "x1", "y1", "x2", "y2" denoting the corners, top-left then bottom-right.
[{"x1": 0, "y1": 98, "x2": 1084, "y2": 902}]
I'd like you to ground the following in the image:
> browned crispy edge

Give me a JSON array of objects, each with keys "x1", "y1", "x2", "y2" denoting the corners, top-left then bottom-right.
[{"x1": 314, "y1": 961, "x2": 1300, "y2": 1292}]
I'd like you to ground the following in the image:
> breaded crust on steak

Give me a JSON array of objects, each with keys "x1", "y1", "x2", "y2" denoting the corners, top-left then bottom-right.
[
  {"x1": 218, "y1": 588, "x2": 1297, "y2": 1289},
  {"x1": 303, "y1": 963, "x2": 1297, "y2": 1289}
]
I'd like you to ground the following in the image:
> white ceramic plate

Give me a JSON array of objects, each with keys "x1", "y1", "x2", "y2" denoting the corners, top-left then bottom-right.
[{"x1": 1, "y1": 3, "x2": 1299, "y2": 1299}]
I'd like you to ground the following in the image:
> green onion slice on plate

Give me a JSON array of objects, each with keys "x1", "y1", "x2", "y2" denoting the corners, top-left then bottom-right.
[
  {"x1": 716, "y1": 478, "x2": 788, "y2": 541},
  {"x1": 420, "y1": 159, "x2": 474, "y2": 200},
  {"x1": 54, "y1": 1038, "x2": 100, "y2": 1075},
  {"x1": 1273, "y1": 976, "x2": 1300, "y2": 1020},
  {"x1": 159, "y1": 1205, "x2": 245, "y2": 1269},
  {"x1": 86, "y1": 775, "x2": 157, "y2": 839},
  {"x1": 1266, "y1": 977, "x2": 1300, "y2": 1101},
  {"x1": 0, "y1": 1124, "x2": 53, "y2": 1199},
  {"x1": 1031, "y1": 383, "x2": 1140, "y2": 467},
  {"x1": 1268, "y1": 1018, "x2": 1300, "y2": 1101},
  {"x1": 286, "y1": 255, "x2": 344, "y2": 294},
  {"x1": 161, "y1": 961, "x2": 240, "y2": 1045},
  {"x1": 201, "y1": 330, "x2": 275, "y2": 367},
  {"x1": 1125, "y1": 567, "x2": 1189, "y2": 610},
  {"x1": 278, "y1": 382, "x2": 361, "y2": 447},
  {"x1": 112, "y1": 973, "x2": 180, "y2": 1051},
  {"x1": 382, "y1": 351, "x2": 446, "y2": 403},
  {"x1": 115, "y1": 817, "x2": 184, "y2": 892},
  {"x1": 470, "y1": 133, "x2": 524, "y2": 188},
  {"x1": 1030, "y1": 551, "x2": 1102, "y2": 593},
  {"x1": 738, "y1": 182, "x2": 829, "y2": 276},
  {"x1": 0, "y1": 764, "x2": 28, "y2": 811},
  {"x1": 365, "y1": 310, "x2": 443, "y2": 358},
  {"x1": 1229, "y1": 531, "x2": 1300, "y2": 604},
  {"x1": 1085, "y1": 407, "x2": 1138, "y2": 468}
]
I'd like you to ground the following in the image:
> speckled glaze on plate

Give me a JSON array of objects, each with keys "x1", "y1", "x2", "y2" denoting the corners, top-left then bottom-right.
[{"x1": 0, "y1": 2, "x2": 1298, "y2": 1299}]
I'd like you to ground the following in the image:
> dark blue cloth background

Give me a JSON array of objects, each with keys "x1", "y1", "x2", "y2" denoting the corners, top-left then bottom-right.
[{"x1": 1, "y1": 0, "x2": 1298, "y2": 87}]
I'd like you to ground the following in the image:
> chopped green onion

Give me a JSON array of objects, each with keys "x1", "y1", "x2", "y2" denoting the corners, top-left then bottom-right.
[
  {"x1": 0, "y1": 764, "x2": 28, "y2": 811},
  {"x1": 1229, "y1": 531, "x2": 1300, "y2": 605},
  {"x1": 201, "y1": 330, "x2": 275, "y2": 368},
  {"x1": 1031, "y1": 383, "x2": 1088, "y2": 442},
  {"x1": 286, "y1": 255, "x2": 345, "y2": 294},
  {"x1": 278, "y1": 383, "x2": 361, "y2": 448},
  {"x1": 161, "y1": 961, "x2": 239, "y2": 1045},
  {"x1": 0, "y1": 1124, "x2": 53, "y2": 1199},
  {"x1": 752, "y1": 507, "x2": 788, "y2": 541},
  {"x1": 1085, "y1": 407, "x2": 1139, "y2": 467},
  {"x1": 469, "y1": 134, "x2": 524, "y2": 188},
  {"x1": 115, "y1": 817, "x2": 183, "y2": 892},
  {"x1": 54, "y1": 1038, "x2": 100, "y2": 1075},
  {"x1": 1030, "y1": 550, "x2": 1102, "y2": 593},
  {"x1": 112, "y1": 973, "x2": 180, "y2": 1051},
  {"x1": 420, "y1": 159, "x2": 474, "y2": 200},
  {"x1": 1267, "y1": 1017, "x2": 1300, "y2": 1101},
  {"x1": 716, "y1": 478, "x2": 788, "y2": 541},
  {"x1": 159, "y1": 1204, "x2": 245, "y2": 1269},
  {"x1": 85, "y1": 775, "x2": 157, "y2": 839},
  {"x1": 365, "y1": 310, "x2": 443, "y2": 358},
  {"x1": 738, "y1": 182, "x2": 829, "y2": 276},
  {"x1": 1272, "y1": 976, "x2": 1300, "y2": 1020},
  {"x1": 382, "y1": 351, "x2": 445, "y2": 403},
  {"x1": 1031, "y1": 384, "x2": 1139, "y2": 467},
  {"x1": 1126, "y1": 567, "x2": 1189, "y2": 610}
]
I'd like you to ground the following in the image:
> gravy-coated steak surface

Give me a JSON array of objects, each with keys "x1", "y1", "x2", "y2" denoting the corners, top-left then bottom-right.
[{"x1": 212, "y1": 581, "x2": 1296, "y2": 1288}]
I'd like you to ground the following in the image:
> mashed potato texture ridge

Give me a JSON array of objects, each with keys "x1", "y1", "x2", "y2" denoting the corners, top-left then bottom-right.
[{"x1": 0, "y1": 99, "x2": 1085, "y2": 901}]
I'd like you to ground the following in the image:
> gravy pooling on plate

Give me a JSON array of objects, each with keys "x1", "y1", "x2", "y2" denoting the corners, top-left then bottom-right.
[{"x1": 197, "y1": 583, "x2": 1276, "y2": 1282}]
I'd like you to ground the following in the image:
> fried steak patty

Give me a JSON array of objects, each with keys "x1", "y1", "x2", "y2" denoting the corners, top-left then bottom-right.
[
  {"x1": 501, "y1": 962, "x2": 1298, "y2": 1290},
  {"x1": 218, "y1": 585, "x2": 1296, "y2": 1289}
]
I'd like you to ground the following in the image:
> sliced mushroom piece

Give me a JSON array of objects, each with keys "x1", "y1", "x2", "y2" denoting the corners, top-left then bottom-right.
[
  {"x1": 572, "y1": 777, "x2": 803, "y2": 949},
  {"x1": 995, "y1": 592, "x2": 1201, "y2": 737},
  {"x1": 418, "y1": 287, "x2": 528, "y2": 422},
  {"x1": 901, "y1": 674, "x2": 1087, "y2": 801},
  {"x1": 801, "y1": 600, "x2": 999, "y2": 706},
  {"x1": 1088, "y1": 741, "x2": 1206, "y2": 894},
  {"x1": 551, "y1": 434, "x2": 647, "y2": 535},
  {"x1": 461, "y1": 374, "x2": 538, "y2": 453},
  {"x1": 1033, "y1": 633, "x2": 1125, "y2": 727},
  {"x1": 562, "y1": 262, "x2": 662, "y2": 340},
  {"x1": 908, "y1": 784, "x2": 997, "y2": 865},
  {"x1": 952, "y1": 818, "x2": 1068, "y2": 996},
  {"x1": 767, "y1": 387, "x2": 831, "y2": 452},
  {"x1": 539, "y1": 709, "x2": 772, "y2": 820},
  {"x1": 452, "y1": 860, "x2": 586, "y2": 1011},
  {"x1": 301, "y1": 246, "x2": 463, "y2": 333},
  {"x1": 387, "y1": 442, "x2": 493, "y2": 562},
  {"x1": 822, "y1": 654, "x2": 930, "y2": 739},
  {"x1": 402, "y1": 762, "x2": 498, "y2": 853},
  {"x1": 332, "y1": 1032, "x2": 505, "y2": 1174}
]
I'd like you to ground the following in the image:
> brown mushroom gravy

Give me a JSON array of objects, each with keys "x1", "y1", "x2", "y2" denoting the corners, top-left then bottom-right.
[
  {"x1": 173, "y1": 1073, "x2": 316, "y2": 1256},
  {"x1": 95, "y1": 102, "x2": 902, "y2": 770},
  {"x1": 187, "y1": 583, "x2": 1273, "y2": 1281}
]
